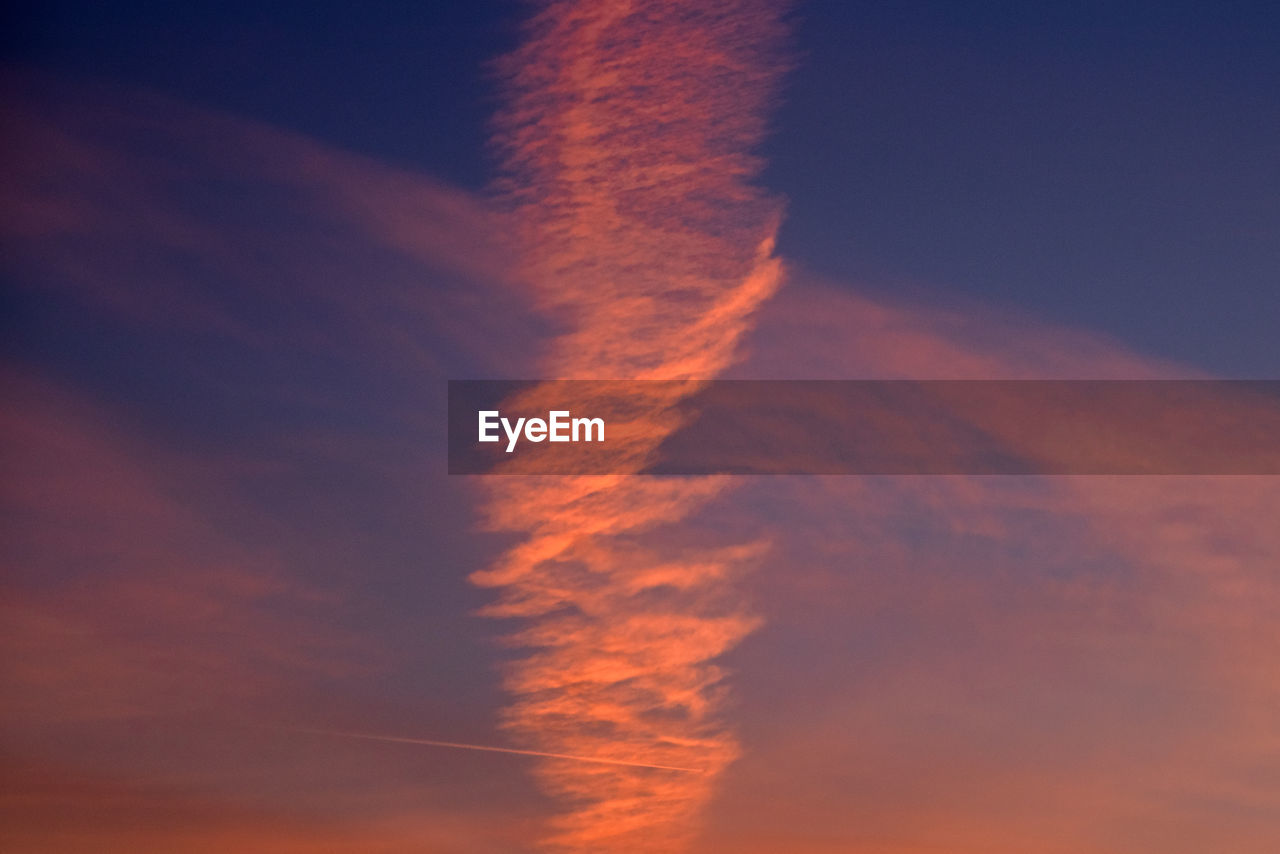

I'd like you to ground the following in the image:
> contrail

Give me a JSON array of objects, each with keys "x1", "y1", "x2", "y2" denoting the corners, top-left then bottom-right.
[
  {"x1": 288, "y1": 727, "x2": 706, "y2": 774},
  {"x1": 475, "y1": 1, "x2": 789, "y2": 849}
]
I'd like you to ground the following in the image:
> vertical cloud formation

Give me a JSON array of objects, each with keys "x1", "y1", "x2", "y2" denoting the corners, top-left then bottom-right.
[{"x1": 474, "y1": 2, "x2": 789, "y2": 850}]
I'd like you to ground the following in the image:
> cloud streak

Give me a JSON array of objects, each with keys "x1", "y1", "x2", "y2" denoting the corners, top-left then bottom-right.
[
  {"x1": 287, "y1": 728, "x2": 707, "y2": 773},
  {"x1": 474, "y1": 1, "x2": 790, "y2": 850}
]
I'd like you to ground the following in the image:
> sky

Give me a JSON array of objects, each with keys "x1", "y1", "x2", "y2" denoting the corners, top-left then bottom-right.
[
  {"x1": 2, "y1": 2, "x2": 1279, "y2": 853},
  {"x1": 8, "y1": 0, "x2": 1277, "y2": 375}
]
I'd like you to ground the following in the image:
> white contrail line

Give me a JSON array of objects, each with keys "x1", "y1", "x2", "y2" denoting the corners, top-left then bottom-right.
[{"x1": 288, "y1": 727, "x2": 707, "y2": 774}]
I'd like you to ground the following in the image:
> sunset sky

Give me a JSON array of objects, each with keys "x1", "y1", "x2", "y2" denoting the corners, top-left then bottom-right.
[{"x1": 3, "y1": 2, "x2": 1279, "y2": 852}]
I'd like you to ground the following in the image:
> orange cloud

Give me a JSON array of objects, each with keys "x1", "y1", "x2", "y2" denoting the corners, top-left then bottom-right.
[{"x1": 473, "y1": 1, "x2": 790, "y2": 850}]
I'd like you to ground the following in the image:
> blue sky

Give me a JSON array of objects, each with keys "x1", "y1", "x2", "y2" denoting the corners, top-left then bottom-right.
[{"x1": 9, "y1": 0, "x2": 1277, "y2": 374}]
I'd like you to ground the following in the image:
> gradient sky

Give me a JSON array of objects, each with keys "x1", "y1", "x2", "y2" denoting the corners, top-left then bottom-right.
[
  {"x1": 9, "y1": 0, "x2": 1278, "y2": 375},
  {"x1": 3, "y1": 2, "x2": 1279, "y2": 853}
]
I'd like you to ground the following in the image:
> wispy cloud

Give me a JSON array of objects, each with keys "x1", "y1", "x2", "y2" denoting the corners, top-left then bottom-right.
[{"x1": 475, "y1": 1, "x2": 790, "y2": 849}]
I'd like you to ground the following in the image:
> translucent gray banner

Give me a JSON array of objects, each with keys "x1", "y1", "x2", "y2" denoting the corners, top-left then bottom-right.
[{"x1": 448, "y1": 380, "x2": 1280, "y2": 475}]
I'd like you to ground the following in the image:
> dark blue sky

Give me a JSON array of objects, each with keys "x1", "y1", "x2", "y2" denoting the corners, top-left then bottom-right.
[{"x1": 8, "y1": 0, "x2": 1277, "y2": 374}]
